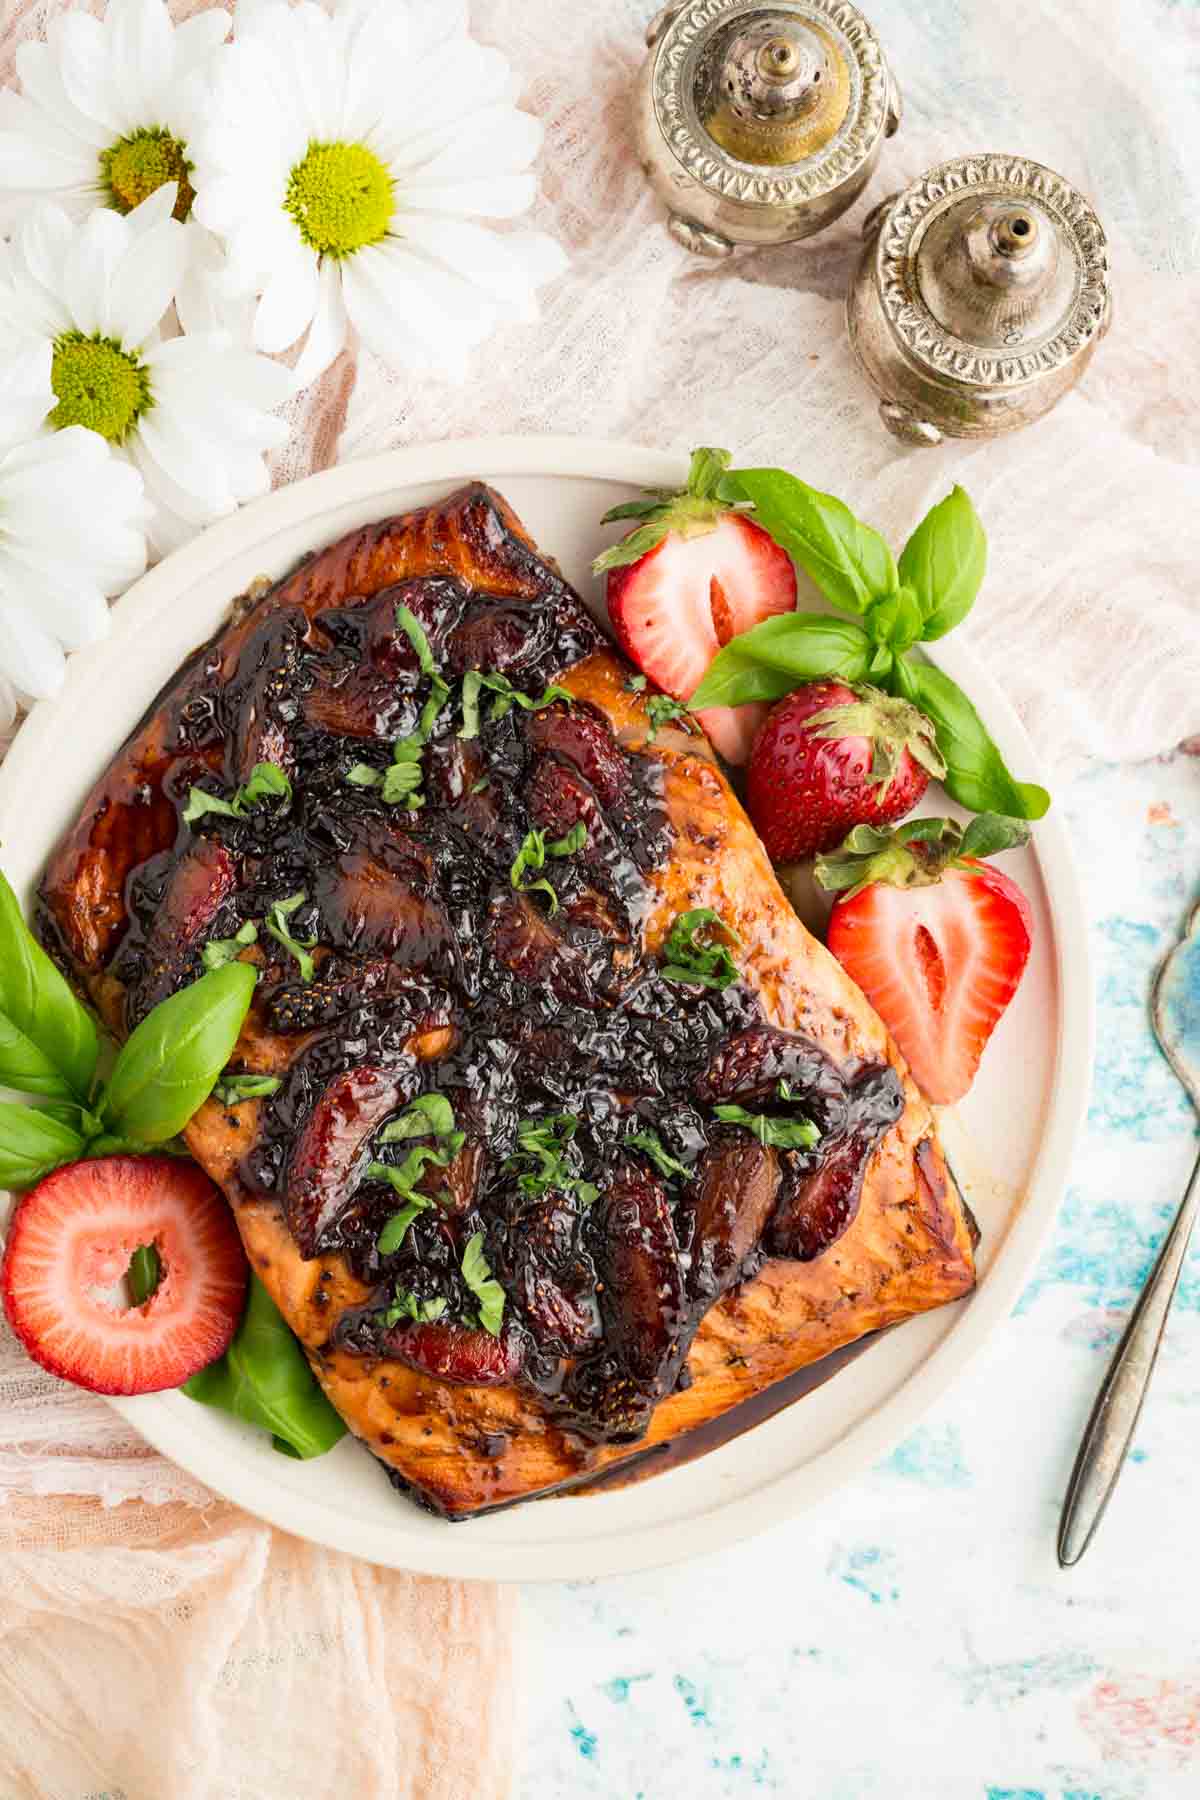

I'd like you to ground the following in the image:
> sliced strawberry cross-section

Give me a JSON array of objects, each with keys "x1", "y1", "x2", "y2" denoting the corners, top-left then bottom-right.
[
  {"x1": 2, "y1": 1155, "x2": 247, "y2": 1395},
  {"x1": 596, "y1": 450, "x2": 796, "y2": 764}
]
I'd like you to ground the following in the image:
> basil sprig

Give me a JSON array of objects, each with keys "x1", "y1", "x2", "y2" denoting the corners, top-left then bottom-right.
[
  {"x1": 688, "y1": 469, "x2": 1049, "y2": 821},
  {"x1": 626, "y1": 1128, "x2": 691, "y2": 1181},
  {"x1": 459, "y1": 670, "x2": 572, "y2": 740},
  {"x1": 510, "y1": 823, "x2": 588, "y2": 915},
  {"x1": 0, "y1": 869, "x2": 258, "y2": 1192},
  {"x1": 504, "y1": 1114, "x2": 599, "y2": 1205},
  {"x1": 183, "y1": 1274, "x2": 347, "y2": 1460}
]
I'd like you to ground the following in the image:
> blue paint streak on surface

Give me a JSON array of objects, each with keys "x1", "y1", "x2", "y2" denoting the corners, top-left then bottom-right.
[
  {"x1": 984, "y1": 1789, "x2": 1046, "y2": 1800},
  {"x1": 956, "y1": 1650, "x2": 1099, "y2": 1705},
  {"x1": 1155, "y1": 902, "x2": 1200, "y2": 1085},
  {"x1": 673, "y1": 1674, "x2": 712, "y2": 1728},
  {"x1": 600, "y1": 1674, "x2": 652, "y2": 1704},
  {"x1": 567, "y1": 1704, "x2": 597, "y2": 1761},
  {"x1": 709, "y1": 1750, "x2": 775, "y2": 1787},
  {"x1": 882, "y1": 1422, "x2": 972, "y2": 1488},
  {"x1": 1016, "y1": 1185, "x2": 1200, "y2": 1314},
  {"x1": 828, "y1": 1544, "x2": 899, "y2": 1604},
  {"x1": 1089, "y1": 917, "x2": 1194, "y2": 1141}
]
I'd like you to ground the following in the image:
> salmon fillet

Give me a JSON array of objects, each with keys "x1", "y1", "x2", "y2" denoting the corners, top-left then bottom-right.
[{"x1": 38, "y1": 483, "x2": 976, "y2": 1519}]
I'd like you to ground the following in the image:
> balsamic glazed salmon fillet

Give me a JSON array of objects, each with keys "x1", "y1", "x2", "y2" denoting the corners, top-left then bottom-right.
[{"x1": 38, "y1": 483, "x2": 976, "y2": 1519}]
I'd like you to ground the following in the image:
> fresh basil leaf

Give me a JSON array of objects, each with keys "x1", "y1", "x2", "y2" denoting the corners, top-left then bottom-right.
[
  {"x1": 904, "y1": 663, "x2": 1051, "y2": 820},
  {"x1": 627, "y1": 1129, "x2": 691, "y2": 1181},
  {"x1": 865, "y1": 586, "x2": 923, "y2": 655},
  {"x1": 183, "y1": 1274, "x2": 346, "y2": 1459},
  {"x1": 713, "y1": 1103, "x2": 820, "y2": 1149},
  {"x1": 504, "y1": 1114, "x2": 596, "y2": 1204},
  {"x1": 511, "y1": 827, "x2": 578, "y2": 913},
  {"x1": 128, "y1": 1245, "x2": 161, "y2": 1305},
  {"x1": 726, "y1": 468, "x2": 897, "y2": 615},
  {"x1": 688, "y1": 614, "x2": 873, "y2": 711},
  {"x1": 461, "y1": 1231, "x2": 505, "y2": 1337},
  {"x1": 470, "y1": 777, "x2": 490, "y2": 795},
  {"x1": 625, "y1": 674, "x2": 648, "y2": 692},
  {"x1": 897, "y1": 486, "x2": 987, "y2": 641},
  {"x1": 459, "y1": 670, "x2": 572, "y2": 740},
  {"x1": 101, "y1": 963, "x2": 258, "y2": 1144},
  {"x1": 546, "y1": 822, "x2": 587, "y2": 858},
  {"x1": 0, "y1": 869, "x2": 98, "y2": 1104},
  {"x1": 202, "y1": 921, "x2": 258, "y2": 973},
  {"x1": 380, "y1": 760, "x2": 423, "y2": 804},
  {"x1": 0, "y1": 1102, "x2": 86, "y2": 1190},
  {"x1": 395, "y1": 603, "x2": 437, "y2": 678}
]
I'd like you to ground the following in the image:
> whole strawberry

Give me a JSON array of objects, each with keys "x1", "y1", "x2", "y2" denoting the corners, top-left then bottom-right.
[{"x1": 746, "y1": 681, "x2": 945, "y2": 863}]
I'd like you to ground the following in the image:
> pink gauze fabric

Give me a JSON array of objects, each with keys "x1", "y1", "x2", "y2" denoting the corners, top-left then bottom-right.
[{"x1": 1, "y1": 0, "x2": 1199, "y2": 1793}]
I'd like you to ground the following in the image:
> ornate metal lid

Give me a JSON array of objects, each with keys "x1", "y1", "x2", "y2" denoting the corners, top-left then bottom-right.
[
  {"x1": 875, "y1": 154, "x2": 1110, "y2": 388},
  {"x1": 651, "y1": 0, "x2": 891, "y2": 205}
]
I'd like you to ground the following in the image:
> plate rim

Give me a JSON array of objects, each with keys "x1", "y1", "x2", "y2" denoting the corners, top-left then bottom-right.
[{"x1": 0, "y1": 435, "x2": 1093, "y2": 1581}]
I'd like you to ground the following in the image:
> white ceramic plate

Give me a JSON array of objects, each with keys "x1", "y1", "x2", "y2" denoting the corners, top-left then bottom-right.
[{"x1": 0, "y1": 438, "x2": 1092, "y2": 1581}]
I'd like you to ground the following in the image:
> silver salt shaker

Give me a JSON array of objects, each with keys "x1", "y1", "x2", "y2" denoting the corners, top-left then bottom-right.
[
  {"x1": 635, "y1": 0, "x2": 902, "y2": 258},
  {"x1": 846, "y1": 153, "x2": 1113, "y2": 445}
]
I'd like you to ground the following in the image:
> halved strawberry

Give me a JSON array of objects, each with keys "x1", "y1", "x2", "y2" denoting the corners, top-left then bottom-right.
[
  {"x1": 595, "y1": 449, "x2": 796, "y2": 763},
  {"x1": 2, "y1": 1155, "x2": 247, "y2": 1395},
  {"x1": 817, "y1": 817, "x2": 1034, "y2": 1106}
]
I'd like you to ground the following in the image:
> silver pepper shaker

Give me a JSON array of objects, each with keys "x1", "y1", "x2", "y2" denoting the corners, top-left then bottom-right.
[
  {"x1": 846, "y1": 153, "x2": 1113, "y2": 445},
  {"x1": 635, "y1": 0, "x2": 901, "y2": 258}
]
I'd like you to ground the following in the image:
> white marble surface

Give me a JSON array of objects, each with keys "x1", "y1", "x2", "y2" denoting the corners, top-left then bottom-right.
[{"x1": 518, "y1": 752, "x2": 1200, "y2": 1799}]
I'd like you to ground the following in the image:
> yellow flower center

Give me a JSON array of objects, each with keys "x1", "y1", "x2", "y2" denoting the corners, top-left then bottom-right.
[
  {"x1": 50, "y1": 333, "x2": 152, "y2": 442},
  {"x1": 284, "y1": 140, "x2": 394, "y2": 258},
  {"x1": 100, "y1": 126, "x2": 195, "y2": 222}
]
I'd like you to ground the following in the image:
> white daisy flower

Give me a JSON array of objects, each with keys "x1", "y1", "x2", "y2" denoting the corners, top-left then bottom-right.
[
  {"x1": 192, "y1": 0, "x2": 567, "y2": 387},
  {"x1": 0, "y1": 342, "x2": 146, "y2": 705},
  {"x1": 0, "y1": 0, "x2": 240, "y2": 334},
  {"x1": 0, "y1": 188, "x2": 293, "y2": 557}
]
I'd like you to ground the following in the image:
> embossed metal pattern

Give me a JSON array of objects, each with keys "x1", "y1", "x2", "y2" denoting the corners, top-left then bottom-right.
[
  {"x1": 651, "y1": 0, "x2": 889, "y2": 203},
  {"x1": 877, "y1": 154, "x2": 1110, "y2": 388}
]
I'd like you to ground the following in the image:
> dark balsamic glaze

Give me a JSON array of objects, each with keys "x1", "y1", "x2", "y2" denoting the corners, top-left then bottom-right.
[{"x1": 102, "y1": 573, "x2": 902, "y2": 1448}]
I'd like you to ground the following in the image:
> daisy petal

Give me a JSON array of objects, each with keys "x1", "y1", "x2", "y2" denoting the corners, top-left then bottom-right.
[
  {"x1": 14, "y1": 40, "x2": 107, "y2": 150},
  {"x1": 290, "y1": 255, "x2": 349, "y2": 388},
  {"x1": 0, "y1": 342, "x2": 54, "y2": 456},
  {"x1": 171, "y1": 11, "x2": 231, "y2": 80},
  {"x1": 105, "y1": 213, "x2": 187, "y2": 345},
  {"x1": 0, "y1": 586, "x2": 66, "y2": 701},
  {"x1": 62, "y1": 207, "x2": 127, "y2": 337},
  {"x1": 402, "y1": 174, "x2": 538, "y2": 221},
  {"x1": 107, "y1": 0, "x2": 176, "y2": 133},
  {"x1": 55, "y1": 12, "x2": 125, "y2": 138},
  {"x1": 253, "y1": 234, "x2": 320, "y2": 355},
  {"x1": 401, "y1": 107, "x2": 543, "y2": 184},
  {"x1": 398, "y1": 216, "x2": 565, "y2": 317}
]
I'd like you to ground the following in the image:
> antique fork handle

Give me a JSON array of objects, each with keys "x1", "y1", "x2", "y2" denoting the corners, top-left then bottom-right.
[{"x1": 1058, "y1": 1149, "x2": 1200, "y2": 1567}]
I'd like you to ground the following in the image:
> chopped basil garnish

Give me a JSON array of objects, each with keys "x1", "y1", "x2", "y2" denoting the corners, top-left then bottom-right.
[
  {"x1": 510, "y1": 823, "x2": 588, "y2": 916},
  {"x1": 212, "y1": 1072, "x2": 281, "y2": 1107},
  {"x1": 504, "y1": 1114, "x2": 599, "y2": 1205},
  {"x1": 183, "y1": 761, "x2": 291, "y2": 825},
  {"x1": 380, "y1": 1093, "x2": 460, "y2": 1146},
  {"x1": 459, "y1": 670, "x2": 573, "y2": 740},
  {"x1": 713, "y1": 1085, "x2": 820, "y2": 1150},
  {"x1": 660, "y1": 908, "x2": 741, "y2": 990},
  {"x1": 264, "y1": 891, "x2": 316, "y2": 984},
  {"x1": 627, "y1": 1128, "x2": 691, "y2": 1181},
  {"x1": 201, "y1": 920, "x2": 259, "y2": 972},
  {"x1": 380, "y1": 1290, "x2": 448, "y2": 1329},
  {"x1": 461, "y1": 1231, "x2": 505, "y2": 1337},
  {"x1": 469, "y1": 776, "x2": 491, "y2": 795},
  {"x1": 625, "y1": 674, "x2": 648, "y2": 692},
  {"x1": 395, "y1": 602, "x2": 438, "y2": 677},
  {"x1": 644, "y1": 694, "x2": 691, "y2": 743}
]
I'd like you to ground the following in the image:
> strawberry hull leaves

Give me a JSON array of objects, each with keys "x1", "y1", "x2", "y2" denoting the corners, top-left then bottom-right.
[{"x1": 687, "y1": 466, "x2": 1049, "y2": 821}]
